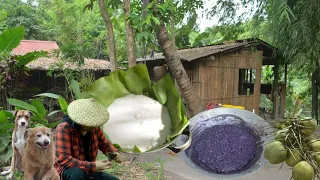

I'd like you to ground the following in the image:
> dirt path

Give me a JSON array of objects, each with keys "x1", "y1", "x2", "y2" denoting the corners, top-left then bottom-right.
[{"x1": 136, "y1": 149, "x2": 292, "y2": 180}]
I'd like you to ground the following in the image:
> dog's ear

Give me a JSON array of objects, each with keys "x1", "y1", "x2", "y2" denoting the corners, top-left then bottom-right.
[
  {"x1": 12, "y1": 110, "x2": 18, "y2": 117},
  {"x1": 29, "y1": 111, "x2": 34, "y2": 116}
]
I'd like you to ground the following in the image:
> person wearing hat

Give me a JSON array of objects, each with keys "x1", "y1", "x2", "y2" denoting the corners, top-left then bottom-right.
[{"x1": 54, "y1": 98, "x2": 120, "y2": 180}]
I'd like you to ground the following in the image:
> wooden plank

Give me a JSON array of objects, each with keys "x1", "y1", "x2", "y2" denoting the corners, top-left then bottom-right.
[
  {"x1": 193, "y1": 63, "x2": 200, "y2": 82},
  {"x1": 199, "y1": 62, "x2": 206, "y2": 101},
  {"x1": 273, "y1": 63, "x2": 280, "y2": 119}
]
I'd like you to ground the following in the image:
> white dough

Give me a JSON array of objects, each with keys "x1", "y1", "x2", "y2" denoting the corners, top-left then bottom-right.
[{"x1": 103, "y1": 94, "x2": 172, "y2": 152}]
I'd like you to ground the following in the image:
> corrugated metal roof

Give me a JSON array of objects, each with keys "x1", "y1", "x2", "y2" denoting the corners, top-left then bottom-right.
[{"x1": 12, "y1": 40, "x2": 59, "y2": 55}]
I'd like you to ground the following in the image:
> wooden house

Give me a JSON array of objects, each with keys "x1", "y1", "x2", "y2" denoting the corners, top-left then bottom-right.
[{"x1": 136, "y1": 38, "x2": 284, "y2": 116}]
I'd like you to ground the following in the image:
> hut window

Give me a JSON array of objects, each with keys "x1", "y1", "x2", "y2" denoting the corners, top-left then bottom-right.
[{"x1": 238, "y1": 69, "x2": 256, "y2": 95}]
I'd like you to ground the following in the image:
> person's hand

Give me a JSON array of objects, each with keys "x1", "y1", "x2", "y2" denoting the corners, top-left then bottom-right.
[
  {"x1": 113, "y1": 152, "x2": 121, "y2": 163},
  {"x1": 108, "y1": 152, "x2": 122, "y2": 163},
  {"x1": 95, "y1": 160, "x2": 112, "y2": 171}
]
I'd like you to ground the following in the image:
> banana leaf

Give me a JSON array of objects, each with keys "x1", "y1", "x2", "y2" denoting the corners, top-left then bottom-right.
[{"x1": 82, "y1": 64, "x2": 189, "y2": 153}]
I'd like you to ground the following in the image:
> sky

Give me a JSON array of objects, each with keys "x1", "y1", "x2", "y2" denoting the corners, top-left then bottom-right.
[
  {"x1": 196, "y1": 0, "x2": 254, "y2": 32},
  {"x1": 196, "y1": 0, "x2": 219, "y2": 32}
]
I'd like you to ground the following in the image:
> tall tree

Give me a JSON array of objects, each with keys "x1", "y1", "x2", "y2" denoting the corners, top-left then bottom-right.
[
  {"x1": 98, "y1": 0, "x2": 117, "y2": 71},
  {"x1": 156, "y1": 22, "x2": 204, "y2": 116},
  {"x1": 123, "y1": 0, "x2": 137, "y2": 67},
  {"x1": 153, "y1": 0, "x2": 205, "y2": 117}
]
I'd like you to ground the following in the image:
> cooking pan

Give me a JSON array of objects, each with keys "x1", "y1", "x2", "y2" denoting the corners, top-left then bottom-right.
[{"x1": 172, "y1": 108, "x2": 274, "y2": 179}]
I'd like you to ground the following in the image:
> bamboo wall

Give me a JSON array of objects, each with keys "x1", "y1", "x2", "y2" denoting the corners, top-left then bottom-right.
[{"x1": 187, "y1": 50, "x2": 263, "y2": 114}]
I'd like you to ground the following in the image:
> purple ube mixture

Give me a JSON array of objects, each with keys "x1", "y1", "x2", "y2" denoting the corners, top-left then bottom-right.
[{"x1": 186, "y1": 124, "x2": 259, "y2": 174}]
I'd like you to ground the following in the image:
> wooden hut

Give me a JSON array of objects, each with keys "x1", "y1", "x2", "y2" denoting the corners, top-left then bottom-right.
[
  {"x1": 137, "y1": 38, "x2": 282, "y2": 115},
  {"x1": 0, "y1": 40, "x2": 112, "y2": 110}
]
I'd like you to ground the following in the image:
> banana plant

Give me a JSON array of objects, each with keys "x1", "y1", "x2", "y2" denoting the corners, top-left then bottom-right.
[
  {"x1": 0, "y1": 26, "x2": 48, "y2": 88},
  {"x1": 0, "y1": 110, "x2": 14, "y2": 163}
]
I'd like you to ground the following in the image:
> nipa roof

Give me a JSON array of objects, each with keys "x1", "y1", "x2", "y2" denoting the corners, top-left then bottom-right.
[{"x1": 136, "y1": 38, "x2": 275, "y2": 63}]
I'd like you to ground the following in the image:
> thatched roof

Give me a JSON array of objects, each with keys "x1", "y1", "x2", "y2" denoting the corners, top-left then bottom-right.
[
  {"x1": 136, "y1": 38, "x2": 276, "y2": 64},
  {"x1": 25, "y1": 57, "x2": 111, "y2": 71}
]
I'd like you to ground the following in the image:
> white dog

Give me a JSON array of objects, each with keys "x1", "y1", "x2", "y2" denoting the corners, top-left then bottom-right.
[{"x1": 1, "y1": 110, "x2": 31, "y2": 180}]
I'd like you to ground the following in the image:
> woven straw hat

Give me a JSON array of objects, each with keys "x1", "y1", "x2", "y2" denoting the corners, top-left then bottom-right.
[{"x1": 67, "y1": 98, "x2": 109, "y2": 127}]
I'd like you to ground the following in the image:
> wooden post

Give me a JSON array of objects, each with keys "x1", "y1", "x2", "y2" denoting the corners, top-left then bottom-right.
[
  {"x1": 279, "y1": 64, "x2": 287, "y2": 118},
  {"x1": 272, "y1": 63, "x2": 280, "y2": 119}
]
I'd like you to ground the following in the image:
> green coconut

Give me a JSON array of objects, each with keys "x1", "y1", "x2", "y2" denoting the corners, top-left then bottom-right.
[
  {"x1": 285, "y1": 149, "x2": 302, "y2": 167},
  {"x1": 310, "y1": 139, "x2": 320, "y2": 152},
  {"x1": 275, "y1": 123, "x2": 282, "y2": 129},
  {"x1": 292, "y1": 161, "x2": 314, "y2": 180},
  {"x1": 264, "y1": 141, "x2": 288, "y2": 164},
  {"x1": 300, "y1": 119, "x2": 317, "y2": 136},
  {"x1": 275, "y1": 131, "x2": 287, "y2": 142},
  {"x1": 280, "y1": 124, "x2": 287, "y2": 130},
  {"x1": 314, "y1": 154, "x2": 320, "y2": 167},
  {"x1": 285, "y1": 119, "x2": 292, "y2": 126}
]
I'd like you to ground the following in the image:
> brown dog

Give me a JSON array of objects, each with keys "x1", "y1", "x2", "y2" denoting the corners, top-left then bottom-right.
[
  {"x1": 23, "y1": 126, "x2": 59, "y2": 180},
  {"x1": 1, "y1": 110, "x2": 31, "y2": 180}
]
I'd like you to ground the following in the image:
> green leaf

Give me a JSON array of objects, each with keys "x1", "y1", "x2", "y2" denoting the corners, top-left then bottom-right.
[
  {"x1": 58, "y1": 97, "x2": 68, "y2": 114},
  {"x1": 4, "y1": 110, "x2": 14, "y2": 119},
  {"x1": 0, "y1": 26, "x2": 24, "y2": 53},
  {"x1": 0, "y1": 146, "x2": 13, "y2": 163},
  {"x1": 47, "y1": 110, "x2": 61, "y2": 116},
  {"x1": 0, "y1": 135, "x2": 11, "y2": 147},
  {"x1": 146, "y1": 15, "x2": 151, "y2": 24},
  {"x1": 7, "y1": 98, "x2": 37, "y2": 113},
  {"x1": 30, "y1": 115, "x2": 47, "y2": 124},
  {"x1": 113, "y1": 144, "x2": 142, "y2": 153},
  {"x1": 71, "y1": 79, "x2": 82, "y2": 99},
  {"x1": 16, "y1": 51, "x2": 48, "y2": 66},
  {"x1": 83, "y1": 64, "x2": 189, "y2": 153},
  {"x1": 46, "y1": 121, "x2": 60, "y2": 128},
  {"x1": 0, "y1": 110, "x2": 7, "y2": 123},
  {"x1": 151, "y1": 16, "x2": 160, "y2": 25},
  {"x1": 83, "y1": 64, "x2": 151, "y2": 107},
  {"x1": 34, "y1": 92, "x2": 62, "y2": 99},
  {"x1": 0, "y1": 143, "x2": 6, "y2": 153},
  {"x1": 0, "y1": 123, "x2": 14, "y2": 131},
  {"x1": 149, "y1": 74, "x2": 189, "y2": 139},
  {"x1": 34, "y1": 93, "x2": 68, "y2": 114},
  {"x1": 136, "y1": 31, "x2": 150, "y2": 42},
  {"x1": 31, "y1": 99, "x2": 46, "y2": 117}
]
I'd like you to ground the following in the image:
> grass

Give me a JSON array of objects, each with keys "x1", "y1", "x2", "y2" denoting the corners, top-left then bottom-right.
[
  {"x1": 0, "y1": 170, "x2": 23, "y2": 180},
  {"x1": 98, "y1": 153, "x2": 167, "y2": 180},
  {"x1": 0, "y1": 154, "x2": 167, "y2": 180}
]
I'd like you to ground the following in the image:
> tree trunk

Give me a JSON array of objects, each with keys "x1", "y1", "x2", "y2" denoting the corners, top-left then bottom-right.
[
  {"x1": 98, "y1": 0, "x2": 117, "y2": 71},
  {"x1": 312, "y1": 69, "x2": 318, "y2": 121},
  {"x1": 123, "y1": 0, "x2": 137, "y2": 68},
  {"x1": 141, "y1": 0, "x2": 149, "y2": 57},
  {"x1": 170, "y1": 15, "x2": 176, "y2": 49},
  {"x1": 156, "y1": 22, "x2": 204, "y2": 117}
]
